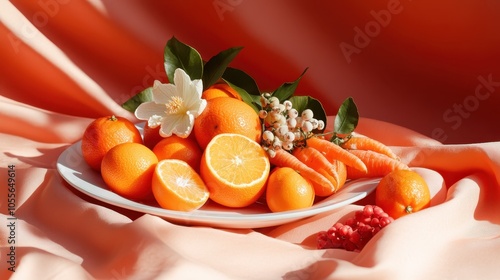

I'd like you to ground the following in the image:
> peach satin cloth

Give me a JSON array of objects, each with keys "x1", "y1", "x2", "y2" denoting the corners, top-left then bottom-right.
[{"x1": 1, "y1": 1, "x2": 500, "y2": 279}]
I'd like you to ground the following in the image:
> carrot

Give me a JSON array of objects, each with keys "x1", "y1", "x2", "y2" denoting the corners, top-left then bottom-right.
[
  {"x1": 269, "y1": 149, "x2": 336, "y2": 196},
  {"x1": 292, "y1": 146, "x2": 339, "y2": 184},
  {"x1": 341, "y1": 136, "x2": 399, "y2": 160},
  {"x1": 306, "y1": 136, "x2": 367, "y2": 173},
  {"x1": 346, "y1": 149, "x2": 409, "y2": 179},
  {"x1": 332, "y1": 159, "x2": 347, "y2": 190},
  {"x1": 292, "y1": 146, "x2": 340, "y2": 196}
]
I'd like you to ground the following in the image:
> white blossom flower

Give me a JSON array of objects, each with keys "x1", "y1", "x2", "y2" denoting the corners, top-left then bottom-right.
[{"x1": 134, "y1": 68, "x2": 207, "y2": 138}]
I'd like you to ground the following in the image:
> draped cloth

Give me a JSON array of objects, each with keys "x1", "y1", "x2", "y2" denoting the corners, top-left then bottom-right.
[{"x1": 1, "y1": 1, "x2": 499, "y2": 279}]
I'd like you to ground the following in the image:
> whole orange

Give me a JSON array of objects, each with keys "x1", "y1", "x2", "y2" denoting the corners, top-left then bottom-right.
[
  {"x1": 81, "y1": 115, "x2": 142, "y2": 171},
  {"x1": 194, "y1": 97, "x2": 262, "y2": 150},
  {"x1": 375, "y1": 169, "x2": 431, "y2": 219},
  {"x1": 152, "y1": 135, "x2": 203, "y2": 172},
  {"x1": 266, "y1": 167, "x2": 315, "y2": 212},
  {"x1": 101, "y1": 142, "x2": 158, "y2": 201},
  {"x1": 202, "y1": 83, "x2": 242, "y2": 100}
]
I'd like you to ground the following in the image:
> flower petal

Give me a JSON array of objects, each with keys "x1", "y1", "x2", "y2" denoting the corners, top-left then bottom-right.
[
  {"x1": 192, "y1": 79, "x2": 203, "y2": 98},
  {"x1": 135, "y1": 102, "x2": 165, "y2": 120},
  {"x1": 187, "y1": 99, "x2": 207, "y2": 117},
  {"x1": 159, "y1": 113, "x2": 194, "y2": 138},
  {"x1": 153, "y1": 81, "x2": 176, "y2": 103},
  {"x1": 173, "y1": 68, "x2": 190, "y2": 94},
  {"x1": 147, "y1": 115, "x2": 163, "y2": 128},
  {"x1": 171, "y1": 113, "x2": 195, "y2": 138}
]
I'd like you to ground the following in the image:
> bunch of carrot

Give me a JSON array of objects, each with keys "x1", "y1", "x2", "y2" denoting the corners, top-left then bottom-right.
[{"x1": 268, "y1": 135, "x2": 409, "y2": 197}]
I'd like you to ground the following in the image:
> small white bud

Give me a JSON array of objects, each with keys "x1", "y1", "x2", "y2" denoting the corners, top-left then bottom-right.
[
  {"x1": 282, "y1": 141, "x2": 294, "y2": 151},
  {"x1": 260, "y1": 96, "x2": 268, "y2": 107},
  {"x1": 269, "y1": 97, "x2": 280, "y2": 108},
  {"x1": 272, "y1": 138, "x2": 282, "y2": 149},
  {"x1": 310, "y1": 118, "x2": 319, "y2": 129},
  {"x1": 276, "y1": 114, "x2": 287, "y2": 125},
  {"x1": 267, "y1": 149, "x2": 276, "y2": 158},
  {"x1": 302, "y1": 121, "x2": 313, "y2": 132},
  {"x1": 284, "y1": 132, "x2": 295, "y2": 142},
  {"x1": 288, "y1": 108, "x2": 299, "y2": 119},
  {"x1": 287, "y1": 118, "x2": 297, "y2": 129},
  {"x1": 301, "y1": 109, "x2": 314, "y2": 121},
  {"x1": 262, "y1": 130, "x2": 275, "y2": 142},
  {"x1": 317, "y1": 120, "x2": 325, "y2": 130},
  {"x1": 276, "y1": 125, "x2": 289, "y2": 136}
]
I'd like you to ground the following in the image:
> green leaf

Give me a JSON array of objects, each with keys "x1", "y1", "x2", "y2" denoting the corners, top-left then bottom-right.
[
  {"x1": 273, "y1": 68, "x2": 308, "y2": 102},
  {"x1": 223, "y1": 79, "x2": 261, "y2": 113},
  {"x1": 164, "y1": 36, "x2": 203, "y2": 82},
  {"x1": 222, "y1": 67, "x2": 261, "y2": 96},
  {"x1": 334, "y1": 97, "x2": 359, "y2": 134},
  {"x1": 121, "y1": 87, "x2": 153, "y2": 113},
  {"x1": 202, "y1": 47, "x2": 243, "y2": 90},
  {"x1": 289, "y1": 95, "x2": 327, "y2": 132}
]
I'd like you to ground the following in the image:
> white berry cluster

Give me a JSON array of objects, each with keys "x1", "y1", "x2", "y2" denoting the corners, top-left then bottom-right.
[{"x1": 258, "y1": 93, "x2": 325, "y2": 157}]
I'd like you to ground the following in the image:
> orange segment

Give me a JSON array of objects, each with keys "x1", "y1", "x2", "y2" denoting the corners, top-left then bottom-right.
[
  {"x1": 200, "y1": 133, "x2": 270, "y2": 208},
  {"x1": 152, "y1": 159, "x2": 209, "y2": 211}
]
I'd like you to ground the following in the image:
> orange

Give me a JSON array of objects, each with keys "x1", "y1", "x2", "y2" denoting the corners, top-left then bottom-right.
[
  {"x1": 266, "y1": 167, "x2": 315, "y2": 212},
  {"x1": 194, "y1": 97, "x2": 262, "y2": 150},
  {"x1": 101, "y1": 142, "x2": 158, "y2": 201},
  {"x1": 375, "y1": 169, "x2": 431, "y2": 219},
  {"x1": 200, "y1": 133, "x2": 270, "y2": 208},
  {"x1": 152, "y1": 159, "x2": 210, "y2": 211},
  {"x1": 202, "y1": 83, "x2": 242, "y2": 100},
  {"x1": 152, "y1": 135, "x2": 203, "y2": 172},
  {"x1": 81, "y1": 115, "x2": 142, "y2": 171},
  {"x1": 143, "y1": 122, "x2": 198, "y2": 149},
  {"x1": 143, "y1": 122, "x2": 164, "y2": 149}
]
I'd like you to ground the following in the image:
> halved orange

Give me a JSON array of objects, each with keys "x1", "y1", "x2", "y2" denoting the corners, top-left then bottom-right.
[
  {"x1": 200, "y1": 133, "x2": 270, "y2": 208},
  {"x1": 152, "y1": 159, "x2": 209, "y2": 211}
]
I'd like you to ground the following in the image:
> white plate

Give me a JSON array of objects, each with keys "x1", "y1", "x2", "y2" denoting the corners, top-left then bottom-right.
[{"x1": 56, "y1": 132, "x2": 379, "y2": 229}]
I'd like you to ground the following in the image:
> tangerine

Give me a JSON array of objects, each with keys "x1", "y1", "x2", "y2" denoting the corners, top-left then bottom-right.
[
  {"x1": 200, "y1": 133, "x2": 270, "y2": 208},
  {"x1": 152, "y1": 135, "x2": 202, "y2": 172},
  {"x1": 375, "y1": 169, "x2": 431, "y2": 219},
  {"x1": 101, "y1": 142, "x2": 158, "y2": 201},
  {"x1": 193, "y1": 97, "x2": 262, "y2": 150},
  {"x1": 266, "y1": 167, "x2": 315, "y2": 212},
  {"x1": 81, "y1": 115, "x2": 142, "y2": 171},
  {"x1": 202, "y1": 83, "x2": 242, "y2": 100},
  {"x1": 152, "y1": 159, "x2": 209, "y2": 211}
]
